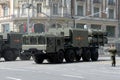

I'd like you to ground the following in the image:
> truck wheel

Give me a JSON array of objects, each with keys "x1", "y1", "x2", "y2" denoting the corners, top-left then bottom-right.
[
  {"x1": 47, "y1": 51, "x2": 64, "y2": 63},
  {"x1": 65, "y1": 49, "x2": 75, "y2": 63},
  {"x1": 0, "y1": 53, "x2": 1, "y2": 60},
  {"x1": 56, "y1": 50, "x2": 64, "y2": 63},
  {"x1": 75, "y1": 49, "x2": 82, "y2": 62},
  {"x1": 91, "y1": 49, "x2": 98, "y2": 61},
  {"x1": 33, "y1": 53, "x2": 44, "y2": 64},
  {"x1": 20, "y1": 52, "x2": 31, "y2": 60},
  {"x1": 47, "y1": 55, "x2": 55, "y2": 63},
  {"x1": 3, "y1": 49, "x2": 17, "y2": 61},
  {"x1": 82, "y1": 49, "x2": 91, "y2": 61},
  {"x1": 75, "y1": 56, "x2": 81, "y2": 62}
]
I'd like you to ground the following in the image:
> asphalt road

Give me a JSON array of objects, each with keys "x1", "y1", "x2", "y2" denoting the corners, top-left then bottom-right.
[{"x1": 0, "y1": 57, "x2": 120, "y2": 80}]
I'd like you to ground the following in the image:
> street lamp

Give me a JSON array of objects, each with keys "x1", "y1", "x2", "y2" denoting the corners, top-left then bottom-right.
[
  {"x1": 73, "y1": 8, "x2": 109, "y2": 28},
  {"x1": 118, "y1": 2, "x2": 120, "y2": 37},
  {"x1": 24, "y1": 3, "x2": 33, "y2": 34},
  {"x1": 24, "y1": 1, "x2": 51, "y2": 34}
]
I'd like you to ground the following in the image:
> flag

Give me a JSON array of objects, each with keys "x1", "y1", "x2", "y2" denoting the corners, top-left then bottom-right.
[
  {"x1": 23, "y1": 23, "x2": 27, "y2": 32},
  {"x1": 31, "y1": 23, "x2": 34, "y2": 33}
]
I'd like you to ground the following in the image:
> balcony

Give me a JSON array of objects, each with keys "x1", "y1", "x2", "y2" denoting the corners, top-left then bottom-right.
[
  {"x1": 0, "y1": 15, "x2": 13, "y2": 22},
  {"x1": 0, "y1": 0, "x2": 9, "y2": 5}
]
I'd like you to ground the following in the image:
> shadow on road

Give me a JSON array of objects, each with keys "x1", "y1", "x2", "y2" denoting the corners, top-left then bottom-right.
[{"x1": 32, "y1": 59, "x2": 111, "y2": 65}]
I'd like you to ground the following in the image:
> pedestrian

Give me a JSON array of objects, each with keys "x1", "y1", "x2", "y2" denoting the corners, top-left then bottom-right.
[{"x1": 108, "y1": 44, "x2": 117, "y2": 67}]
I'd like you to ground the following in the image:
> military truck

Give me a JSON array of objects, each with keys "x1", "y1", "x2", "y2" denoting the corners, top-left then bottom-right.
[
  {"x1": 0, "y1": 32, "x2": 23, "y2": 61},
  {"x1": 22, "y1": 28, "x2": 107, "y2": 64}
]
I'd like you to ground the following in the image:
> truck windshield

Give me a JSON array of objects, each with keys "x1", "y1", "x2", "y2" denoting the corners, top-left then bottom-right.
[
  {"x1": 30, "y1": 36, "x2": 37, "y2": 44},
  {"x1": 23, "y1": 35, "x2": 46, "y2": 45},
  {"x1": 38, "y1": 36, "x2": 45, "y2": 44},
  {"x1": 23, "y1": 36, "x2": 29, "y2": 44}
]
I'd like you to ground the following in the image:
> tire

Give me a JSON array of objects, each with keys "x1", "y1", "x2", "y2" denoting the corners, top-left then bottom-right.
[
  {"x1": 91, "y1": 49, "x2": 99, "y2": 61},
  {"x1": 56, "y1": 50, "x2": 64, "y2": 63},
  {"x1": 33, "y1": 52, "x2": 44, "y2": 64},
  {"x1": 75, "y1": 56, "x2": 81, "y2": 62},
  {"x1": 65, "y1": 49, "x2": 75, "y2": 63},
  {"x1": 20, "y1": 51, "x2": 31, "y2": 60},
  {"x1": 47, "y1": 55, "x2": 55, "y2": 63},
  {"x1": 3, "y1": 49, "x2": 17, "y2": 61},
  {"x1": 47, "y1": 51, "x2": 64, "y2": 63},
  {"x1": 0, "y1": 53, "x2": 1, "y2": 60},
  {"x1": 82, "y1": 49, "x2": 91, "y2": 61},
  {"x1": 75, "y1": 49, "x2": 82, "y2": 62}
]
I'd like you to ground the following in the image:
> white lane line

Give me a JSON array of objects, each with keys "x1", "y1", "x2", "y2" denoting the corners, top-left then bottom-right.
[
  {"x1": 0, "y1": 68, "x2": 28, "y2": 72},
  {"x1": 6, "y1": 77, "x2": 22, "y2": 80},
  {"x1": 63, "y1": 74, "x2": 84, "y2": 79}
]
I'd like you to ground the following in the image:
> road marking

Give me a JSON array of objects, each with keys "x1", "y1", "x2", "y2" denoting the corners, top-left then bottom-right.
[
  {"x1": 63, "y1": 74, "x2": 84, "y2": 79},
  {"x1": 0, "y1": 68, "x2": 28, "y2": 72},
  {"x1": 6, "y1": 77, "x2": 22, "y2": 80}
]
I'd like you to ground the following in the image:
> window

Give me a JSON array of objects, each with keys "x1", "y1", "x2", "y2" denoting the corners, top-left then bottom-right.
[
  {"x1": 19, "y1": 24, "x2": 24, "y2": 33},
  {"x1": 2, "y1": 24, "x2": 10, "y2": 33},
  {"x1": 77, "y1": 0, "x2": 85, "y2": 1},
  {"x1": 47, "y1": 37, "x2": 54, "y2": 46},
  {"x1": 30, "y1": 36, "x2": 37, "y2": 44},
  {"x1": 38, "y1": 36, "x2": 45, "y2": 44},
  {"x1": 77, "y1": 6, "x2": 84, "y2": 16},
  {"x1": 108, "y1": 0, "x2": 115, "y2": 5},
  {"x1": 53, "y1": 4, "x2": 58, "y2": 15},
  {"x1": 108, "y1": 9, "x2": 114, "y2": 19},
  {"x1": 64, "y1": 0, "x2": 67, "y2": 5},
  {"x1": 22, "y1": 4, "x2": 26, "y2": 15},
  {"x1": 91, "y1": 24, "x2": 101, "y2": 30},
  {"x1": 51, "y1": 24, "x2": 56, "y2": 28},
  {"x1": 76, "y1": 23, "x2": 85, "y2": 29},
  {"x1": 34, "y1": 23, "x2": 45, "y2": 33},
  {"x1": 3, "y1": 6, "x2": 8, "y2": 16},
  {"x1": 23, "y1": 36, "x2": 29, "y2": 45},
  {"x1": 94, "y1": 7, "x2": 99, "y2": 17},
  {"x1": 51, "y1": 24, "x2": 62, "y2": 28},
  {"x1": 93, "y1": 0, "x2": 101, "y2": 3},
  {"x1": 37, "y1": 4, "x2": 42, "y2": 13},
  {"x1": 106, "y1": 26, "x2": 115, "y2": 37},
  {"x1": 57, "y1": 39, "x2": 61, "y2": 46}
]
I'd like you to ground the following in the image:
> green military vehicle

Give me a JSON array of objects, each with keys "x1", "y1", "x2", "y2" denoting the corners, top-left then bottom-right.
[
  {"x1": 22, "y1": 28, "x2": 107, "y2": 64},
  {"x1": 0, "y1": 32, "x2": 22, "y2": 61}
]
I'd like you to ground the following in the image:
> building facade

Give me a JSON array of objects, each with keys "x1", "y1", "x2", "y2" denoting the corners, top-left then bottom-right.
[
  {"x1": 0, "y1": 0, "x2": 14, "y2": 33},
  {"x1": 0, "y1": 0, "x2": 119, "y2": 42},
  {"x1": 0, "y1": 0, "x2": 71, "y2": 33},
  {"x1": 72, "y1": 0, "x2": 118, "y2": 43}
]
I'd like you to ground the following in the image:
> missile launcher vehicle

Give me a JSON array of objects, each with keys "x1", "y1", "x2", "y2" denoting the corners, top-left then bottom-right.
[{"x1": 22, "y1": 27, "x2": 108, "y2": 64}]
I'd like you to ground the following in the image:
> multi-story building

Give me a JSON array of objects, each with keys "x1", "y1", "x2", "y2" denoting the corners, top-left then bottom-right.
[
  {"x1": 71, "y1": 0, "x2": 119, "y2": 43},
  {"x1": 12, "y1": 0, "x2": 71, "y2": 33},
  {"x1": 0, "y1": 0, "x2": 119, "y2": 43},
  {"x1": 0, "y1": 0, "x2": 71, "y2": 33},
  {"x1": 0, "y1": 0, "x2": 14, "y2": 33}
]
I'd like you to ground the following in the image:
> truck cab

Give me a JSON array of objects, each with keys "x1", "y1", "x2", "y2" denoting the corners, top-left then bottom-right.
[{"x1": 22, "y1": 33, "x2": 64, "y2": 63}]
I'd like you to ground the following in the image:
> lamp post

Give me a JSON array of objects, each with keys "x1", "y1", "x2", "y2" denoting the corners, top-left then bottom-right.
[
  {"x1": 24, "y1": 2, "x2": 52, "y2": 34},
  {"x1": 24, "y1": 2, "x2": 33, "y2": 34},
  {"x1": 118, "y1": 1, "x2": 120, "y2": 37},
  {"x1": 72, "y1": 8, "x2": 108, "y2": 29}
]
